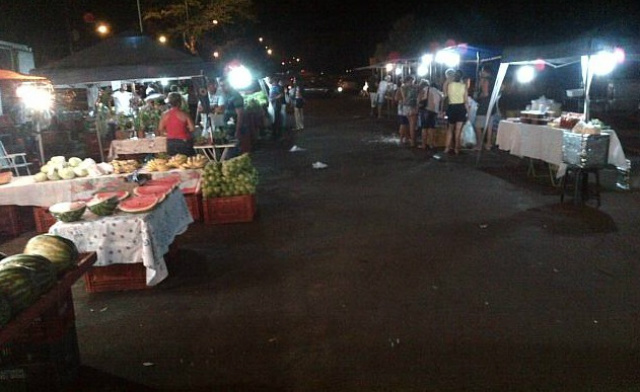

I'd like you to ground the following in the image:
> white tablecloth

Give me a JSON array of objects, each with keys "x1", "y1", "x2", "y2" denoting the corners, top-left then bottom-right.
[
  {"x1": 0, "y1": 169, "x2": 201, "y2": 207},
  {"x1": 496, "y1": 121, "x2": 629, "y2": 177},
  {"x1": 108, "y1": 137, "x2": 167, "y2": 160},
  {"x1": 49, "y1": 189, "x2": 193, "y2": 286}
]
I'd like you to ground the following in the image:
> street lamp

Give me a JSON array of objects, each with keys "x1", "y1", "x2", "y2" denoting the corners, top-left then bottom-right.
[
  {"x1": 158, "y1": 35, "x2": 168, "y2": 44},
  {"x1": 16, "y1": 83, "x2": 53, "y2": 164},
  {"x1": 96, "y1": 23, "x2": 109, "y2": 36}
]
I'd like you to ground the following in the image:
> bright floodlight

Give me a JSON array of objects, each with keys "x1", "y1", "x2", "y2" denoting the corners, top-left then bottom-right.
[
  {"x1": 417, "y1": 63, "x2": 429, "y2": 77},
  {"x1": 160, "y1": 78, "x2": 170, "y2": 86},
  {"x1": 421, "y1": 54, "x2": 433, "y2": 64},
  {"x1": 228, "y1": 65, "x2": 253, "y2": 90},
  {"x1": 385, "y1": 63, "x2": 393, "y2": 72},
  {"x1": 16, "y1": 84, "x2": 53, "y2": 111},
  {"x1": 590, "y1": 50, "x2": 617, "y2": 76},
  {"x1": 516, "y1": 65, "x2": 535, "y2": 83},
  {"x1": 435, "y1": 50, "x2": 460, "y2": 67},
  {"x1": 394, "y1": 66, "x2": 403, "y2": 76}
]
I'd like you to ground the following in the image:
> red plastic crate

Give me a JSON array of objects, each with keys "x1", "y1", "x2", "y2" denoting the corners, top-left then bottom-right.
[
  {"x1": 83, "y1": 263, "x2": 148, "y2": 293},
  {"x1": 0, "y1": 206, "x2": 34, "y2": 237},
  {"x1": 33, "y1": 207, "x2": 57, "y2": 234},
  {"x1": 203, "y1": 194, "x2": 256, "y2": 224},
  {"x1": 182, "y1": 191, "x2": 202, "y2": 222}
]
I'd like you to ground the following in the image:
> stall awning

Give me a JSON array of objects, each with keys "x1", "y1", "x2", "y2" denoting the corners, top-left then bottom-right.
[{"x1": 31, "y1": 32, "x2": 209, "y2": 87}]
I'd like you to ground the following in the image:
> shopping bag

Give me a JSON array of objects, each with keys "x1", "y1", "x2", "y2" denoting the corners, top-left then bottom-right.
[{"x1": 461, "y1": 121, "x2": 477, "y2": 147}]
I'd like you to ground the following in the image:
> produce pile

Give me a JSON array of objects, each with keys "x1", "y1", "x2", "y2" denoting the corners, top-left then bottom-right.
[
  {"x1": 34, "y1": 156, "x2": 97, "y2": 182},
  {"x1": 110, "y1": 159, "x2": 141, "y2": 174},
  {"x1": 144, "y1": 154, "x2": 207, "y2": 172},
  {"x1": 202, "y1": 153, "x2": 258, "y2": 198},
  {"x1": 0, "y1": 234, "x2": 79, "y2": 327}
]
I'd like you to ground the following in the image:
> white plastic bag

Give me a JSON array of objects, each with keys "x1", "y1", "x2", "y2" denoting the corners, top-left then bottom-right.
[{"x1": 461, "y1": 121, "x2": 476, "y2": 147}]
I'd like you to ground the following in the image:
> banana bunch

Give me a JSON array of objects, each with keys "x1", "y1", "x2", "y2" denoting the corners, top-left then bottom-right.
[
  {"x1": 144, "y1": 159, "x2": 170, "y2": 172},
  {"x1": 110, "y1": 159, "x2": 140, "y2": 174},
  {"x1": 180, "y1": 154, "x2": 208, "y2": 169},
  {"x1": 167, "y1": 154, "x2": 188, "y2": 168}
]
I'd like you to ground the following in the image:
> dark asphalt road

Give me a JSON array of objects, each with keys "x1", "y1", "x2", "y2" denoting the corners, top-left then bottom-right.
[{"x1": 2, "y1": 95, "x2": 640, "y2": 391}]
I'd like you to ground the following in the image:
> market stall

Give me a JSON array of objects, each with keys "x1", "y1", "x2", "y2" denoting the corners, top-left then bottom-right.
[
  {"x1": 496, "y1": 119, "x2": 628, "y2": 178},
  {"x1": 49, "y1": 189, "x2": 192, "y2": 288},
  {"x1": 108, "y1": 136, "x2": 167, "y2": 160},
  {"x1": 479, "y1": 34, "x2": 639, "y2": 165},
  {"x1": 0, "y1": 167, "x2": 201, "y2": 208},
  {"x1": 30, "y1": 32, "x2": 212, "y2": 163}
]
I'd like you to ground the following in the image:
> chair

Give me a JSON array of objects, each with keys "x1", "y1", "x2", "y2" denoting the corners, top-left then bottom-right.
[{"x1": 0, "y1": 140, "x2": 32, "y2": 176}]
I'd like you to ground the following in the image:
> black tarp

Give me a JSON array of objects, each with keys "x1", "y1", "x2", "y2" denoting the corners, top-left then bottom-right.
[{"x1": 31, "y1": 32, "x2": 208, "y2": 86}]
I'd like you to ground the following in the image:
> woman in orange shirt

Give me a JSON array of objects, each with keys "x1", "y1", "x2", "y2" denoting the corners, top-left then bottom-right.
[{"x1": 158, "y1": 92, "x2": 196, "y2": 156}]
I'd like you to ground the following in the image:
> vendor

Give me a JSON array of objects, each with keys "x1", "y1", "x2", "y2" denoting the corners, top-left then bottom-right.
[
  {"x1": 157, "y1": 92, "x2": 195, "y2": 156},
  {"x1": 218, "y1": 78, "x2": 249, "y2": 153}
]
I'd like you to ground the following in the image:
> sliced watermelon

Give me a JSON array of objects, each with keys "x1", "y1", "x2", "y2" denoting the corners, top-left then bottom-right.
[
  {"x1": 94, "y1": 191, "x2": 130, "y2": 201},
  {"x1": 145, "y1": 177, "x2": 181, "y2": 188},
  {"x1": 134, "y1": 185, "x2": 173, "y2": 197},
  {"x1": 119, "y1": 195, "x2": 159, "y2": 213}
]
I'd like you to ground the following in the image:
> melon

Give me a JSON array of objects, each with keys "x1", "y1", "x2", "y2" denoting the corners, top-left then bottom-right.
[
  {"x1": 68, "y1": 157, "x2": 82, "y2": 167},
  {"x1": 73, "y1": 167, "x2": 89, "y2": 177},
  {"x1": 23, "y1": 234, "x2": 79, "y2": 275},
  {"x1": 47, "y1": 171, "x2": 61, "y2": 181},
  {"x1": 58, "y1": 167, "x2": 76, "y2": 180},
  {"x1": 119, "y1": 195, "x2": 159, "y2": 213},
  {"x1": 34, "y1": 172, "x2": 48, "y2": 182},
  {"x1": 0, "y1": 254, "x2": 57, "y2": 295},
  {"x1": 0, "y1": 293, "x2": 11, "y2": 327},
  {"x1": 134, "y1": 184, "x2": 172, "y2": 197},
  {"x1": 0, "y1": 267, "x2": 37, "y2": 314},
  {"x1": 87, "y1": 195, "x2": 119, "y2": 216},
  {"x1": 145, "y1": 177, "x2": 181, "y2": 188},
  {"x1": 49, "y1": 201, "x2": 86, "y2": 222},
  {"x1": 94, "y1": 191, "x2": 129, "y2": 201}
]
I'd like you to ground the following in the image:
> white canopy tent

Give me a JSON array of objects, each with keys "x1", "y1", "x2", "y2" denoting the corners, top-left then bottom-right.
[
  {"x1": 477, "y1": 34, "x2": 639, "y2": 165},
  {"x1": 481, "y1": 36, "x2": 639, "y2": 146}
]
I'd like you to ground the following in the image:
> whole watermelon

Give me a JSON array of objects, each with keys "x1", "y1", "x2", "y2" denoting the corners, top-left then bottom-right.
[
  {"x1": 0, "y1": 293, "x2": 11, "y2": 327},
  {"x1": 0, "y1": 267, "x2": 38, "y2": 315},
  {"x1": 0, "y1": 254, "x2": 57, "y2": 295},
  {"x1": 23, "y1": 234, "x2": 79, "y2": 275}
]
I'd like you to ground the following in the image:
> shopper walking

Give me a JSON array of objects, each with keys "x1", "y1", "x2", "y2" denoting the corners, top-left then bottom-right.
[
  {"x1": 443, "y1": 70, "x2": 469, "y2": 154},
  {"x1": 291, "y1": 77, "x2": 305, "y2": 131}
]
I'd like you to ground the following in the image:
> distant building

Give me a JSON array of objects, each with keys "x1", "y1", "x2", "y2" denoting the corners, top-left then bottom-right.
[{"x1": 0, "y1": 40, "x2": 35, "y2": 74}]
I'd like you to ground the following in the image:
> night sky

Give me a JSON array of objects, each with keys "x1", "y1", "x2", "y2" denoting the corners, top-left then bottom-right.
[{"x1": 0, "y1": 0, "x2": 638, "y2": 73}]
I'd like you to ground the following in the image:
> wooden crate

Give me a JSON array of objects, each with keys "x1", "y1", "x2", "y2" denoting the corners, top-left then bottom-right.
[
  {"x1": 83, "y1": 263, "x2": 148, "y2": 293},
  {"x1": 203, "y1": 194, "x2": 256, "y2": 224},
  {"x1": 33, "y1": 207, "x2": 57, "y2": 234}
]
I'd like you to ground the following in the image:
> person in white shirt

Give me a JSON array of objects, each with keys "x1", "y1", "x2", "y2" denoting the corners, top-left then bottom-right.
[
  {"x1": 376, "y1": 75, "x2": 391, "y2": 119},
  {"x1": 111, "y1": 83, "x2": 134, "y2": 115}
]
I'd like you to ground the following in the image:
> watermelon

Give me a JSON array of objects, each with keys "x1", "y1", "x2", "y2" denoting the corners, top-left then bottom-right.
[
  {"x1": 94, "y1": 191, "x2": 129, "y2": 201},
  {"x1": 134, "y1": 185, "x2": 173, "y2": 197},
  {"x1": 23, "y1": 234, "x2": 79, "y2": 275},
  {"x1": 0, "y1": 267, "x2": 37, "y2": 314},
  {"x1": 119, "y1": 195, "x2": 159, "y2": 213},
  {"x1": 87, "y1": 195, "x2": 119, "y2": 216},
  {"x1": 145, "y1": 177, "x2": 181, "y2": 188},
  {"x1": 0, "y1": 293, "x2": 11, "y2": 327},
  {"x1": 0, "y1": 254, "x2": 57, "y2": 295},
  {"x1": 49, "y1": 201, "x2": 86, "y2": 222}
]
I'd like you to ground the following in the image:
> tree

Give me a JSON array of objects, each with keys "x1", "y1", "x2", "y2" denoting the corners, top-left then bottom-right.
[{"x1": 144, "y1": 0, "x2": 256, "y2": 55}]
